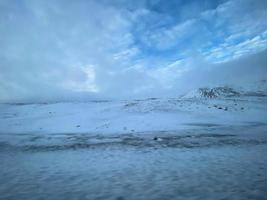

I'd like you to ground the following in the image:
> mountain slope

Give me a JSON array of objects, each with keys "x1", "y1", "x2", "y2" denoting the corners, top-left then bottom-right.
[{"x1": 182, "y1": 80, "x2": 267, "y2": 99}]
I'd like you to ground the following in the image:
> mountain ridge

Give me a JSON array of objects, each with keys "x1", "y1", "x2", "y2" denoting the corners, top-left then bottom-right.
[{"x1": 182, "y1": 80, "x2": 267, "y2": 99}]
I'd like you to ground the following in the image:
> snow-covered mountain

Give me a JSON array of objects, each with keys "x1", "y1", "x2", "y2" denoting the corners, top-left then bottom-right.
[
  {"x1": 182, "y1": 80, "x2": 267, "y2": 99},
  {"x1": 182, "y1": 86, "x2": 240, "y2": 99}
]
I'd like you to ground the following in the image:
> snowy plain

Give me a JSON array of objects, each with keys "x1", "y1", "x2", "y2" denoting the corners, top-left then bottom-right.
[
  {"x1": 0, "y1": 94, "x2": 267, "y2": 200},
  {"x1": 0, "y1": 96, "x2": 266, "y2": 134}
]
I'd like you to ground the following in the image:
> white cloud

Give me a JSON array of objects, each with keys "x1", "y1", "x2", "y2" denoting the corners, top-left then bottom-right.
[
  {"x1": 205, "y1": 32, "x2": 267, "y2": 62},
  {"x1": 0, "y1": 0, "x2": 137, "y2": 101},
  {"x1": 61, "y1": 65, "x2": 98, "y2": 93},
  {"x1": 0, "y1": 0, "x2": 267, "y2": 102},
  {"x1": 142, "y1": 19, "x2": 196, "y2": 50}
]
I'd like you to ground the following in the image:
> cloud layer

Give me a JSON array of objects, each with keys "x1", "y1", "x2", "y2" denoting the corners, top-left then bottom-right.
[{"x1": 0, "y1": 0, "x2": 267, "y2": 102}]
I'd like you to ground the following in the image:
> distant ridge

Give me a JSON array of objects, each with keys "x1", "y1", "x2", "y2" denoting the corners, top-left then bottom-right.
[
  {"x1": 183, "y1": 86, "x2": 240, "y2": 99},
  {"x1": 182, "y1": 80, "x2": 267, "y2": 99}
]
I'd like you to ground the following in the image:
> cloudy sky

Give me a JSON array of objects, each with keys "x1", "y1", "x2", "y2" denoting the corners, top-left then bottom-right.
[{"x1": 0, "y1": 0, "x2": 267, "y2": 102}]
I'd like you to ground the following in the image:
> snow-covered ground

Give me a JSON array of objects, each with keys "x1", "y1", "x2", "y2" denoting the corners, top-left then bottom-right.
[
  {"x1": 0, "y1": 95, "x2": 267, "y2": 199},
  {"x1": 0, "y1": 96, "x2": 266, "y2": 134}
]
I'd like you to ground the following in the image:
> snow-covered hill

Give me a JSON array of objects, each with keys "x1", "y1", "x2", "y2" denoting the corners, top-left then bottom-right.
[
  {"x1": 182, "y1": 80, "x2": 267, "y2": 99},
  {"x1": 182, "y1": 86, "x2": 241, "y2": 99}
]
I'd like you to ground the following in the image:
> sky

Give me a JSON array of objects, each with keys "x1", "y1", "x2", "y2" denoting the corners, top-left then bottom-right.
[{"x1": 0, "y1": 0, "x2": 267, "y2": 102}]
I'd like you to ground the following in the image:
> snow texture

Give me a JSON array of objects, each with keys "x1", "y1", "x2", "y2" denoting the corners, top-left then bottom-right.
[{"x1": 0, "y1": 87, "x2": 267, "y2": 200}]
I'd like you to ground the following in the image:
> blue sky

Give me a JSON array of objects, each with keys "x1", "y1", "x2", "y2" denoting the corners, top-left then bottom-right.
[{"x1": 0, "y1": 0, "x2": 267, "y2": 101}]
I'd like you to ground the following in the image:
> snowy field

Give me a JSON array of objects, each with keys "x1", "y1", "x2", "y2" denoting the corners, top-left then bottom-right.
[{"x1": 0, "y1": 97, "x2": 267, "y2": 200}]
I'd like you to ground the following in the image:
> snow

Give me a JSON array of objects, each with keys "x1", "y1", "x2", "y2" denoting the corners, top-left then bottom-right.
[
  {"x1": 0, "y1": 97, "x2": 266, "y2": 135},
  {"x1": 1, "y1": 125, "x2": 267, "y2": 200},
  {"x1": 0, "y1": 95, "x2": 267, "y2": 200}
]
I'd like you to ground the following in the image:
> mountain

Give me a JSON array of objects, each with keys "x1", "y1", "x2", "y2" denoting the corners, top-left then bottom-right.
[
  {"x1": 182, "y1": 86, "x2": 240, "y2": 98},
  {"x1": 182, "y1": 80, "x2": 267, "y2": 99}
]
